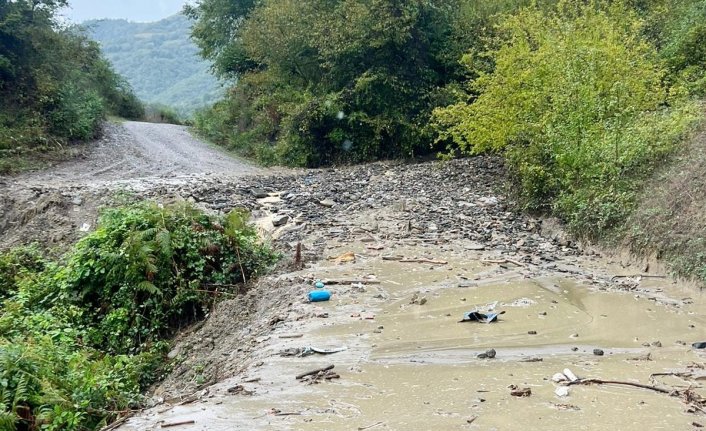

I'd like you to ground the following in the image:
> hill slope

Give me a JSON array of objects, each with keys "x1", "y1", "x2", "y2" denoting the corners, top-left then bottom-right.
[{"x1": 85, "y1": 14, "x2": 221, "y2": 115}]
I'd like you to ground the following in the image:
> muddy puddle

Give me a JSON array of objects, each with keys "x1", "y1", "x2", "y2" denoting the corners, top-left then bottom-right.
[{"x1": 122, "y1": 240, "x2": 706, "y2": 430}]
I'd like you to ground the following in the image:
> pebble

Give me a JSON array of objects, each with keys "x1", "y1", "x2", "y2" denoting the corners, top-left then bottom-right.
[{"x1": 593, "y1": 348, "x2": 605, "y2": 356}]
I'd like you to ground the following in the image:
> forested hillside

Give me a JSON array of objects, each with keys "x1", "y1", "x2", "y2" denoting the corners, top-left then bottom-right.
[{"x1": 85, "y1": 14, "x2": 221, "y2": 115}]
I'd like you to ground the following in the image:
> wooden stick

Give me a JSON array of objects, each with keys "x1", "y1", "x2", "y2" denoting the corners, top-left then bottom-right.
[
  {"x1": 570, "y1": 379, "x2": 671, "y2": 394},
  {"x1": 296, "y1": 364, "x2": 334, "y2": 380},
  {"x1": 612, "y1": 274, "x2": 667, "y2": 279},
  {"x1": 482, "y1": 258, "x2": 525, "y2": 267},
  {"x1": 161, "y1": 420, "x2": 196, "y2": 428},
  {"x1": 323, "y1": 279, "x2": 381, "y2": 285},
  {"x1": 100, "y1": 416, "x2": 131, "y2": 431},
  {"x1": 399, "y1": 258, "x2": 448, "y2": 265},
  {"x1": 358, "y1": 421, "x2": 385, "y2": 430}
]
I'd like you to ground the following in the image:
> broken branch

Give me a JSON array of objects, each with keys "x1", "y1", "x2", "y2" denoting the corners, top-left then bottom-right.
[
  {"x1": 481, "y1": 258, "x2": 525, "y2": 267},
  {"x1": 569, "y1": 378, "x2": 671, "y2": 394},
  {"x1": 296, "y1": 364, "x2": 334, "y2": 380},
  {"x1": 161, "y1": 420, "x2": 196, "y2": 428}
]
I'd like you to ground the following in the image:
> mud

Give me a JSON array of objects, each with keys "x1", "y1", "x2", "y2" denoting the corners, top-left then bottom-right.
[
  {"x1": 1, "y1": 123, "x2": 704, "y2": 430},
  {"x1": 120, "y1": 242, "x2": 706, "y2": 430}
]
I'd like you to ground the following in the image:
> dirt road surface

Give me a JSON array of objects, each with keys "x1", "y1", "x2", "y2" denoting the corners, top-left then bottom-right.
[
  {"x1": 0, "y1": 121, "x2": 261, "y2": 248},
  {"x1": 12, "y1": 121, "x2": 259, "y2": 187}
]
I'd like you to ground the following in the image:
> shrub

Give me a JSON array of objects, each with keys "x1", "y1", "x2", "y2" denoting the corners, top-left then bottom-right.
[
  {"x1": 48, "y1": 82, "x2": 106, "y2": 141},
  {"x1": 0, "y1": 202, "x2": 279, "y2": 430},
  {"x1": 143, "y1": 104, "x2": 182, "y2": 125},
  {"x1": 433, "y1": 1, "x2": 701, "y2": 234}
]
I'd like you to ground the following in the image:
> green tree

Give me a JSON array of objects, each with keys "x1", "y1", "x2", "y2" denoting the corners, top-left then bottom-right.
[
  {"x1": 188, "y1": 0, "x2": 501, "y2": 166},
  {"x1": 433, "y1": 1, "x2": 699, "y2": 233}
]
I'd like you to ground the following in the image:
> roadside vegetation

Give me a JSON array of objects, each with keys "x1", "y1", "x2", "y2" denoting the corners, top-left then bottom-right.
[
  {"x1": 189, "y1": 0, "x2": 706, "y2": 279},
  {"x1": 0, "y1": 0, "x2": 144, "y2": 174},
  {"x1": 0, "y1": 203, "x2": 278, "y2": 430}
]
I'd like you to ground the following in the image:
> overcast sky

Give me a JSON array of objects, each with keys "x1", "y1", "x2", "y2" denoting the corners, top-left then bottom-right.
[{"x1": 61, "y1": 0, "x2": 191, "y2": 23}]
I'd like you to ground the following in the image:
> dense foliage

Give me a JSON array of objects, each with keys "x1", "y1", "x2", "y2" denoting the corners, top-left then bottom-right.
[
  {"x1": 187, "y1": 0, "x2": 532, "y2": 166},
  {"x1": 433, "y1": 1, "x2": 701, "y2": 234},
  {"x1": 0, "y1": 203, "x2": 278, "y2": 430},
  {"x1": 85, "y1": 15, "x2": 221, "y2": 116},
  {"x1": 0, "y1": 0, "x2": 143, "y2": 173}
]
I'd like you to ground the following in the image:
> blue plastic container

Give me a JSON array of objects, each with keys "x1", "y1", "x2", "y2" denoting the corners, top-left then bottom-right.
[
  {"x1": 314, "y1": 281, "x2": 325, "y2": 289},
  {"x1": 308, "y1": 290, "x2": 331, "y2": 302}
]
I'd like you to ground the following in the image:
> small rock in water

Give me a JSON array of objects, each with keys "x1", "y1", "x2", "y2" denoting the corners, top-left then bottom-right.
[
  {"x1": 593, "y1": 348, "x2": 605, "y2": 356},
  {"x1": 485, "y1": 349, "x2": 497, "y2": 359}
]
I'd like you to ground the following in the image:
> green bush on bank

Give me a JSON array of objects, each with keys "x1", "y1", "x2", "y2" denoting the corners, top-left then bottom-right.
[
  {"x1": 0, "y1": 203, "x2": 278, "y2": 430},
  {"x1": 433, "y1": 1, "x2": 701, "y2": 235}
]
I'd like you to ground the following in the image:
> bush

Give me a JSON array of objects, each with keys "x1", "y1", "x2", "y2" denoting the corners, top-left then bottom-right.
[
  {"x1": 433, "y1": 1, "x2": 701, "y2": 234},
  {"x1": 48, "y1": 82, "x2": 106, "y2": 141},
  {"x1": 0, "y1": 202, "x2": 279, "y2": 430},
  {"x1": 144, "y1": 104, "x2": 183, "y2": 125}
]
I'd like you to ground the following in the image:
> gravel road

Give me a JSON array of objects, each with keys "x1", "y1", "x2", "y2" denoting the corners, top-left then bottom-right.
[
  {"x1": 0, "y1": 121, "x2": 261, "y2": 248},
  {"x1": 11, "y1": 121, "x2": 259, "y2": 187}
]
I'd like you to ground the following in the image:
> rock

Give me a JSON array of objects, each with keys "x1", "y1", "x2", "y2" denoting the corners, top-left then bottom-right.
[
  {"x1": 593, "y1": 348, "x2": 605, "y2": 356},
  {"x1": 319, "y1": 199, "x2": 335, "y2": 208},
  {"x1": 167, "y1": 346, "x2": 181, "y2": 359},
  {"x1": 485, "y1": 348, "x2": 496, "y2": 359},
  {"x1": 528, "y1": 330, "x2": 537, "y2": 335},
  {"x1": 251, "y1": 188, "x2": 268, "y2": 198},
  {"x1": 272, "y1": 215, "x2": 289, "y2": 227}
]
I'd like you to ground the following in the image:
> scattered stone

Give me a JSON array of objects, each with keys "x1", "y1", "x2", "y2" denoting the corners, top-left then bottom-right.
[
  {"x1": 272, "y1": 215, "x2": 289, "y2": 227},
  {"x1": 593, "y1": 348, "x2": 605, "y2": 356},
  {"x1": 251, "y1": 188, "x2": 268, "y2": 198},
  {"x1": 528, "y1": 330, "x2": 537, "y2": 335},
  {"x1": 509, "y1": 385, "x2": 531, "y2": 397},
  {"x1": 552, "y1": 373, "x2": 568, "y2": 383},
  {"x1": 319, "y1": 199, "x2": 335, "y2": 208}
]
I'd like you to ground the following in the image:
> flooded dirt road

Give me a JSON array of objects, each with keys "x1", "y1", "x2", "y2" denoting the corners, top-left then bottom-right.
[
  {"x1": 121, "y1": 230, "x2": 706, "y2": 430},
  {"x1": 3, "y1": 127, "x2": 703, "y2": 430}
]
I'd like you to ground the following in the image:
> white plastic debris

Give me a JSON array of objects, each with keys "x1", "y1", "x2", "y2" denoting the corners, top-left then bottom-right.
[
  {"x1": 555, "y1": 386, "x2": 570, "y2": 397},
  {"x1": 552, "y1": 373, "x2": 568, "y2": 383},
  {"x1": 563, "y1": 368, "x2": 579, "y2": 382}
]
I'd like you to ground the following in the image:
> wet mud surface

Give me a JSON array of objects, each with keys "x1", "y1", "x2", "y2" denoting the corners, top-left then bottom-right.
[{"x1": 1, "y1": 123, "x2": 704, "y2": 430}]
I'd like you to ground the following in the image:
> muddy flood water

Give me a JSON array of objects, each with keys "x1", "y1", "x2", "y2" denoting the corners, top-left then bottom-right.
[{"x1": 122, "y1": 240, "x2": 706, "y2": 431}]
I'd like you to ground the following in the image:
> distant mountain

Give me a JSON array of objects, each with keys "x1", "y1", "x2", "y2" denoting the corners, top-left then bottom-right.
[{"x1": 84, "y1": 14, "x2": 221, "y2": 115}]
